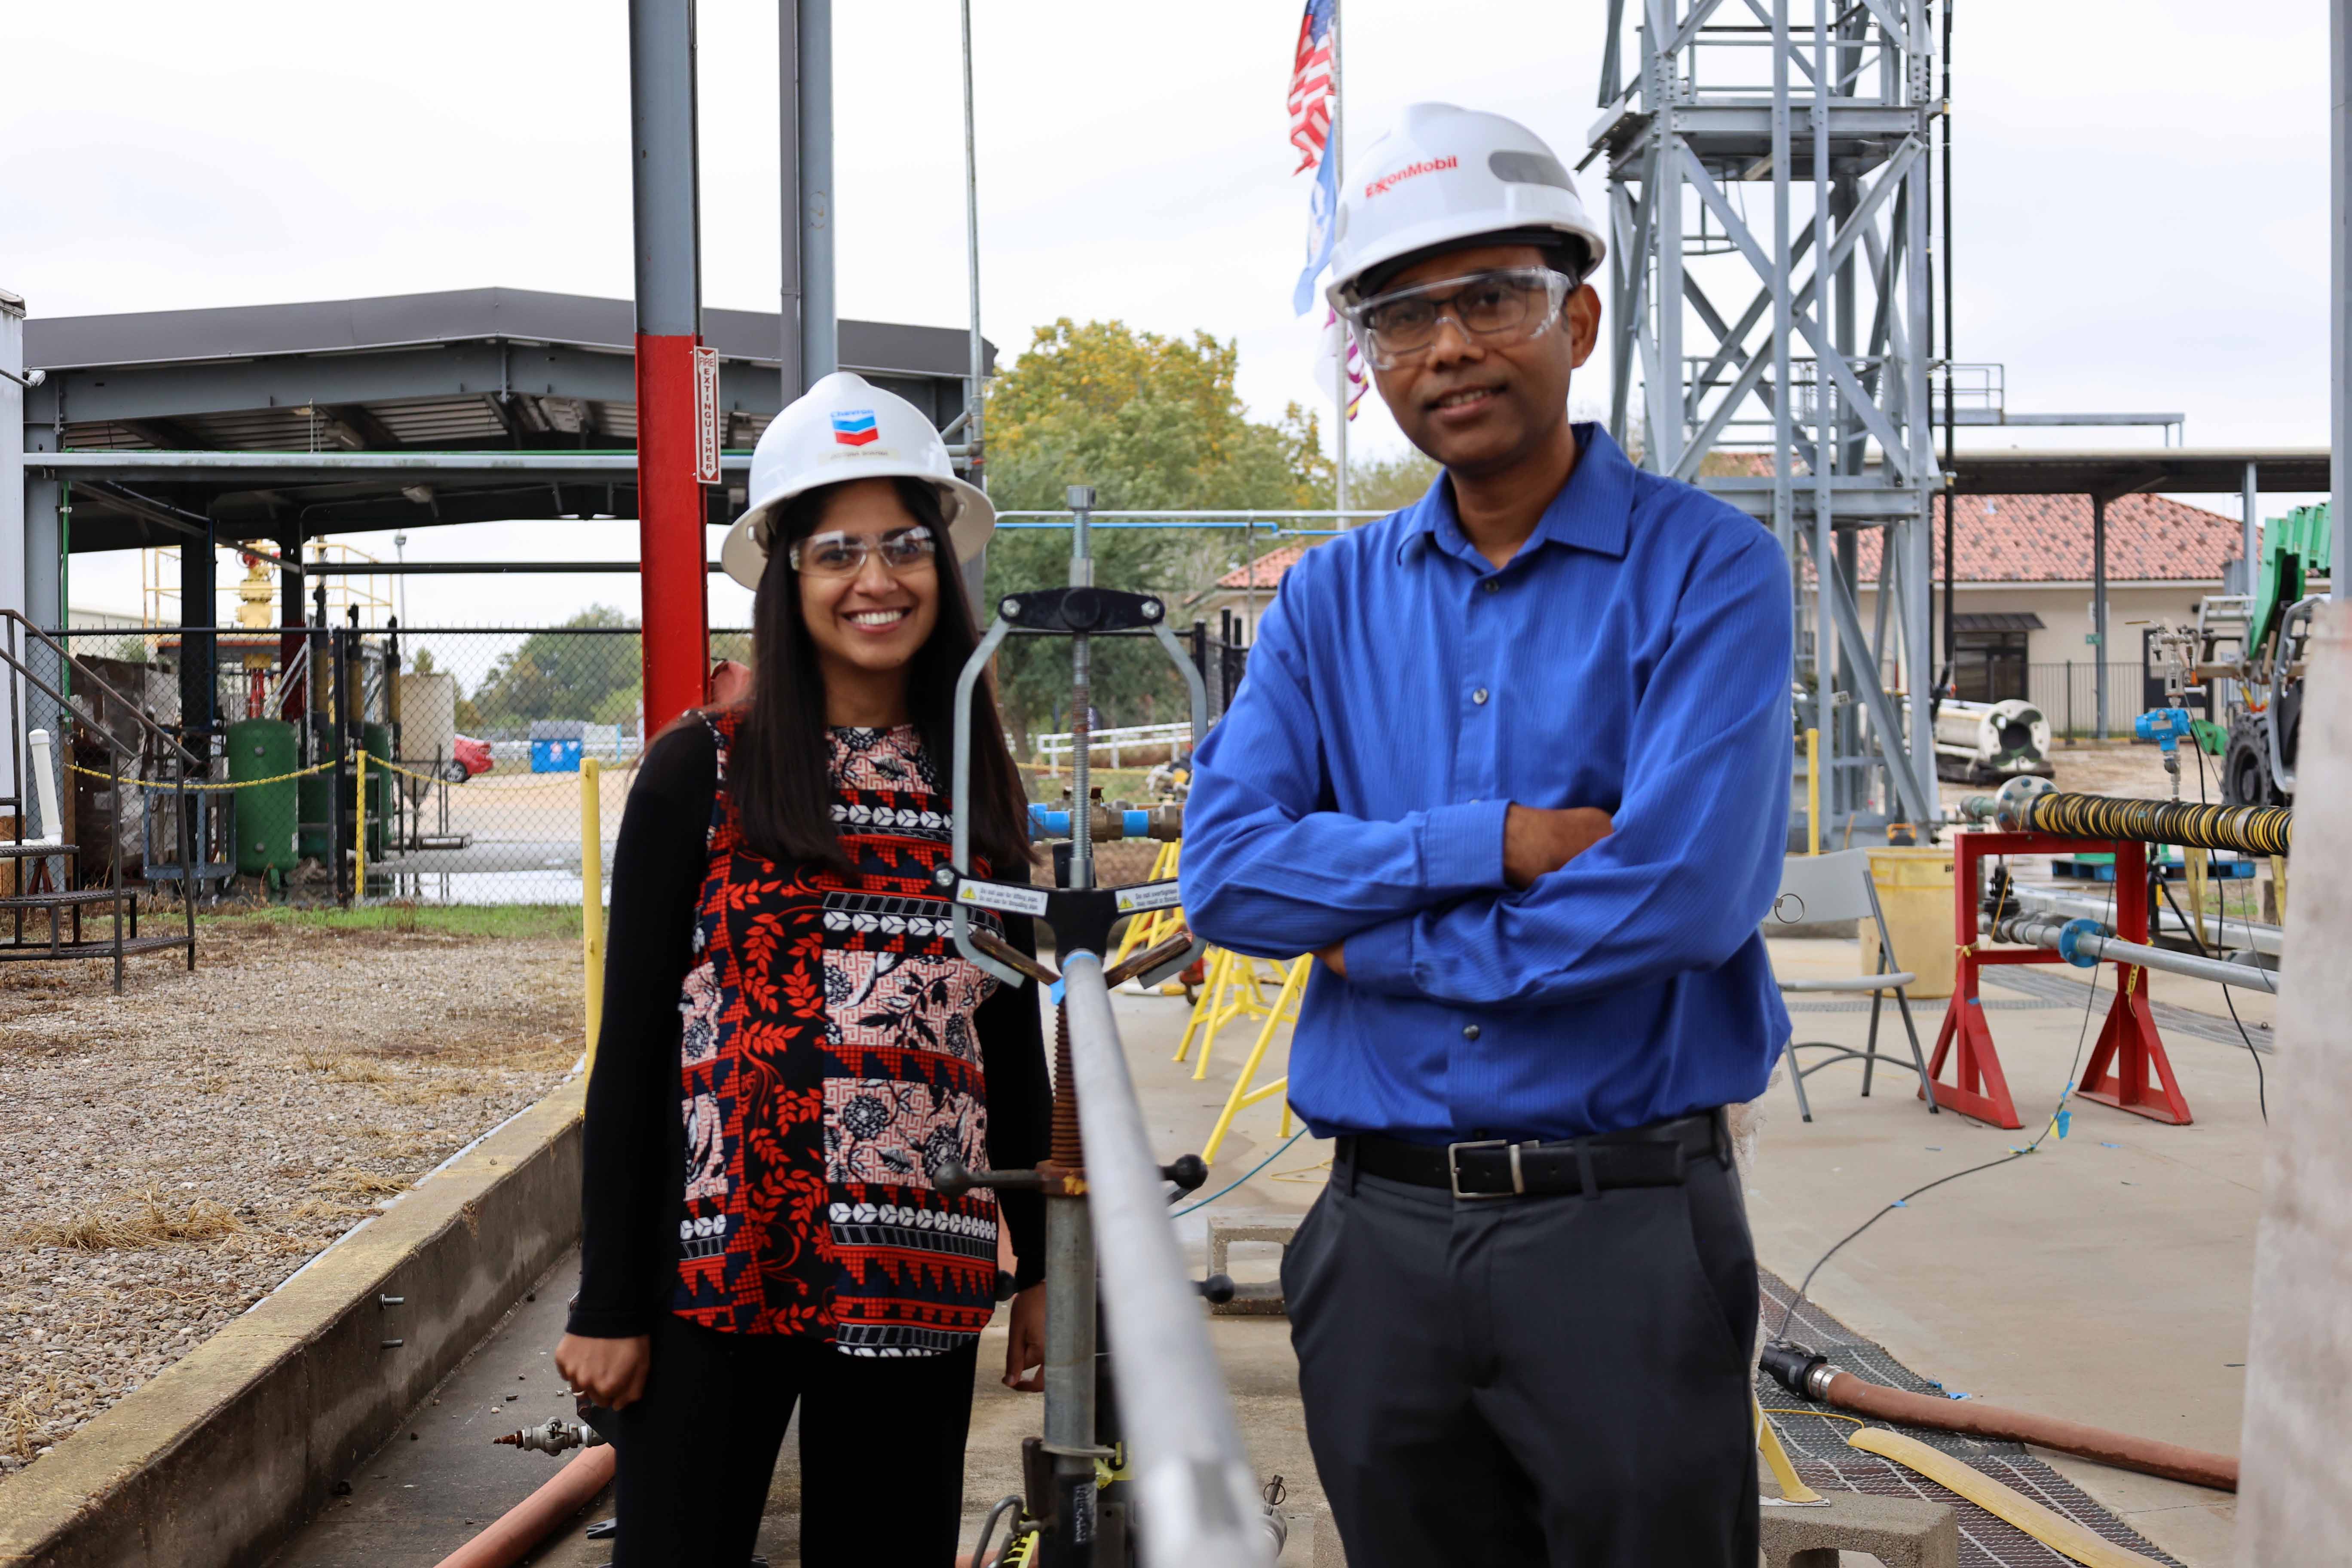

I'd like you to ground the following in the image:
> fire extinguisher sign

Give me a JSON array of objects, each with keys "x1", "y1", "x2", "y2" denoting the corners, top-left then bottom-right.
[{"x1": 692, "y1": 345, "x2": 723, "y2": 486}]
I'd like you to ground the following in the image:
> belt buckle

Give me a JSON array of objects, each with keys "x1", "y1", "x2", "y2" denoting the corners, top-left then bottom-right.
[{"x1": 1447, "y1": 1139, "x2": 1522, "y2": 1200}]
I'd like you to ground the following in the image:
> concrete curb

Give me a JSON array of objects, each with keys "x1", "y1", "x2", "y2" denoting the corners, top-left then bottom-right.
[{"x1": 0, "y1": 1078, "x2": 586, "y2": 1568}]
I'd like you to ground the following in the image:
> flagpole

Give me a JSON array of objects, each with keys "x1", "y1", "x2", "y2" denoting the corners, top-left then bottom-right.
[{"x1": 1331, "y1": 2, "x2": 1349, "y2": 521}]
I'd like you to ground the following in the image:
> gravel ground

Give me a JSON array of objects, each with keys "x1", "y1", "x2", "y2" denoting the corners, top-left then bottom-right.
[{"x1": 0, "y1": 912, "x2": 581, "y2": 1475}]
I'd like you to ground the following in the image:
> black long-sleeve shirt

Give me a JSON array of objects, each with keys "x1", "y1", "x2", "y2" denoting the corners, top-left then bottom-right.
[{"x1": 568, "y1": 720, "x2": 1050, "y2": 1339}]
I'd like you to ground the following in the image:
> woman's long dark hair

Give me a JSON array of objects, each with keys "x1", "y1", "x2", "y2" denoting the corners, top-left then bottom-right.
[{"x1": 729, "y1": 477, "x2": 1033, "y2": 873}]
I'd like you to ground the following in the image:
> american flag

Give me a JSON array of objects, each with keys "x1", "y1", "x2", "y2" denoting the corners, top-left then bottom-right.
[
  {"x1": 1288, "y1": 0, "x2": 1338, "y2": 173},
  {"x1": 1318, "y1": 307, "x2": 1369, "y2": 420}
]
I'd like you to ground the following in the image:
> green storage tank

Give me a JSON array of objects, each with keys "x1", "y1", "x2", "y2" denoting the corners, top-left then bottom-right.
[
  {"x1": 227, "y1": 719, "x2": 300, "y2": 878},
  {"x1": 298, "y1": 736, "x2": 336, "y2": 862},
  {"x1": 363, "y1": 722, "x2": 395, "y2": 859}
]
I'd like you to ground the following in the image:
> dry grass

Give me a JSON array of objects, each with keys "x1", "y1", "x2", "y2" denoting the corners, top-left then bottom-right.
[
  {"x1": 14, "y1": 1190, "x2": 245, "y2": 1252},
  {"x1": 297, "y1": 1051, "x2": 392, "y2": 1084},
  {"x1": 3, "y1": 1393, "x2": 42, "y2": 1463},
  {"x1": 309, "y1": 1170, "x2": 410, "y2": 1199}
]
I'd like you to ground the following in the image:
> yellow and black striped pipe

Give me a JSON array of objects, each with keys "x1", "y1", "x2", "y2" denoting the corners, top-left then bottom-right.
[{"x1": 2017, "y1": 792, "x2": 2292, "y2": 857}]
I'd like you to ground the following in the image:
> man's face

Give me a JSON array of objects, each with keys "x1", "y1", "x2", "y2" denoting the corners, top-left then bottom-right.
[{"x1": 1365, "y1": 242, "x2": 1601, "y2": 480}]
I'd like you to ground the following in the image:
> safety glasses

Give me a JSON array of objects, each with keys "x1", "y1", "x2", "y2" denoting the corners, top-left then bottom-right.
[
  {"x1": 1342, "y1": 266, "x2": 1574, "y2": 370},
  {"x1": 787, "y1": 526, "x2": 938, "y2": 578}
]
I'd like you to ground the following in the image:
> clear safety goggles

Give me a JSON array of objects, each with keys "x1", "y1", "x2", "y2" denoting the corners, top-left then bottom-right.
[
  {"x1": 787, "y1": 526, "x2": 938, "y2": 578},
  {"x1": 1341, "y1": 266, "x2": 1574, "y2": 371}
]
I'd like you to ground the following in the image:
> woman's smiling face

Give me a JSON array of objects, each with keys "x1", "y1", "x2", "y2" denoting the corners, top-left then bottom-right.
[{"x1": 793, "y1": 478, "x2": 942, "y2": 690}]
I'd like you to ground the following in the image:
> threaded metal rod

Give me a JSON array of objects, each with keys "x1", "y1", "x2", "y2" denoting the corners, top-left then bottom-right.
[{"x1": 2017, "y1": 791, "x2": 2292, "y2": 857}]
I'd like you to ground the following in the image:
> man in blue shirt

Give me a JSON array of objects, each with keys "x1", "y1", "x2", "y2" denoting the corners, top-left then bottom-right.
[{"x1": 1182, "y1": 104, "x2": 1792, "y2": 1567}]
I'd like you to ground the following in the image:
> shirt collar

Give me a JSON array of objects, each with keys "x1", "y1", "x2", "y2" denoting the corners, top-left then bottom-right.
[{"x1": 1400, "y1": 422, "x2": 1634, "y2": 568}]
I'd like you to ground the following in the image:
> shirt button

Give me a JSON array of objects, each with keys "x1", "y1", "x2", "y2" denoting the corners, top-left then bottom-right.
[
  {"x1": 1472, "y1": 688, "x2": 1489, "y2": 705},
  {"x1": 1462, "y1": 1023, "x2": 1482, "y2": 1041},
  {"x1": 1483, "y1": 579, "x2": 1500, "y2": 595}
]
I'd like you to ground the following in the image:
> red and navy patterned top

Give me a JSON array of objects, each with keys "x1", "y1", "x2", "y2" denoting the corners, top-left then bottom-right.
[{"x1": 569, "y1": 713, "x2": 1049, "y2": 1356}]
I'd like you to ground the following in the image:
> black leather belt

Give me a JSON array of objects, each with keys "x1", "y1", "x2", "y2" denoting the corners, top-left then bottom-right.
[{"x1": 1340, "y1": 1111, "x2": 1728, "y2": 1200}]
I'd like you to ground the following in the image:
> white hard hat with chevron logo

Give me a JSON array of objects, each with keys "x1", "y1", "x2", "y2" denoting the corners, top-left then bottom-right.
[{"x1": 721, "y1": 370, "x2": 995, "y2": 590}]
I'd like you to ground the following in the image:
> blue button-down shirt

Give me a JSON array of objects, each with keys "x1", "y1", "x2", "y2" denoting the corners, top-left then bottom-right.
[{"x1": 1180, "y1": 425, "x2": 1793, "y2": 1144}]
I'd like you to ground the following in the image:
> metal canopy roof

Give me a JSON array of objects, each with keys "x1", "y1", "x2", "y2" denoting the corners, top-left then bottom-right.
[
  {"x1": 1942, "y1": 446, "x2": 2330, "y2": 498},
  {"x1": 21, "y1": 288, "x2": 994, "y2": 553}
]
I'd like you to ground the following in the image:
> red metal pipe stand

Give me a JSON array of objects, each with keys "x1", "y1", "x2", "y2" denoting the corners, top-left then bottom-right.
[{"x1": 1928, "y1": 830, "x2": 2192, "y2": 1130}]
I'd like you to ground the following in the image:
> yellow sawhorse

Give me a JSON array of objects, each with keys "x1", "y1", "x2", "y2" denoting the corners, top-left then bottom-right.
[
  {"x1": 1199, "y1": 954, "x2": 1311, "y2": 1163},
  {"x1": 1113, "y1": 838, "x2": 1184, "y2": 967},
  {"x1": 1174, "y1": 947, "x2": 1296, "y2": 1079}
]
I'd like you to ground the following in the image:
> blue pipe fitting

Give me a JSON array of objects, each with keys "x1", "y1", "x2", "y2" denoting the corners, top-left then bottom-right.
[{"x1": 2057, "y1": 917, "x2": 2105, "y2": 968}]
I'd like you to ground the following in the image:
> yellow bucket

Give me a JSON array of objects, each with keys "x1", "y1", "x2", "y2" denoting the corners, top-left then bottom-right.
[{"x1": 1858, "y1": 845, "x2": 1956, "y2": 999}]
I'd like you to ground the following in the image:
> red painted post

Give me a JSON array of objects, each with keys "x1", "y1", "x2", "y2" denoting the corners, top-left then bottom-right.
[
  {"x1": 634, "y1": 331, "x2": 708, "y2": 731},
  {"x1": 629, "y1": 0, "x2": 709, "y2": 732}
]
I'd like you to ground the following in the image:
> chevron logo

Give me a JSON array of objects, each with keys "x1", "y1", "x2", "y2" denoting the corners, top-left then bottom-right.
[{"x1": 830, "y1": 409, "x2": 879, "y2": 447}]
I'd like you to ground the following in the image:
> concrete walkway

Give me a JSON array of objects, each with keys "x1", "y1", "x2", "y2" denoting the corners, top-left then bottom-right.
[
  {"x1": 1755, "y1": 933, "x2": 2258, "y2": 1566},
  {"x1": 271, "y1": 938, "x2": 2260, "y2": 1567},
  {"x1": 265, "y1": 979, "x2": 1332, "y2": 1566}
]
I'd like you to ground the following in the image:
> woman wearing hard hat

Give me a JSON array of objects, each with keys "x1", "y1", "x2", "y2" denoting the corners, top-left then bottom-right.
[{"x1": 555, "y1": 372, "x2": 1050, "y2": 1565}]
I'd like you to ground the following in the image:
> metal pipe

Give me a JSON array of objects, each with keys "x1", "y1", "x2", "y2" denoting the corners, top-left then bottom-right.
[
  {"x1": 1059, "y1": 954, "x2": 1277, "y2": 1567},
  {"x1": 777, "y1": 0, "x2": 803, "y2": 397},
  {"x1": 629, "y1": 0, "x2": 710, "y2": 735},
  {"x1": 958, "y1": 0, "x2": 985, "y2": 488},
  {"x1": 2243, "y1": 460, "x2": 2260, "y2": 597},
  {"x1": 34, "y1": 451, "x2": 749, "y2": 475},
  {"x1": 2008, "y1": 880, "x2": 2285, "y2": 960},
  {"x1": 1331, "y1": 3, "x2": 1349, "y2": 517},
  {"x1": 1994, "y1": 911, "x2": 2279, "y2": 994},
  {"x1": 1041, "y1": 1184, "x2": 1098, "y2": 1461},
  {"x1": 1067, "y1": 484, "x2": 1094, "y2": 890},
  {"x1": 797, "y1": 0, "x2": 837, "y2": 381},
  {"x1": 2007, "y1": 788, "x2": 2292, "y2": 857},
  {"x1": 431, "y1": 1446, "x2": 617, "y2": 1568},
  {"x1": 2093, "y1": 492, "x2": 2110, "y2": 739},
  {"x1": 1761, "y1": 1344, "x2": 2238, "y2": 1492}
]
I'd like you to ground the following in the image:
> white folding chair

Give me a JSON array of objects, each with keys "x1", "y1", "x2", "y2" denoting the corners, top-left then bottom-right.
[{"x1": 1766, "y1": 850, "x2": 1936, "y2": 1123}]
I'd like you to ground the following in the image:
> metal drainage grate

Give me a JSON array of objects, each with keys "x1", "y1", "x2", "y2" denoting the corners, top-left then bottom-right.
[{"x1": 1758, "y1": 1270, "x2": 2187, "y2": 1568}]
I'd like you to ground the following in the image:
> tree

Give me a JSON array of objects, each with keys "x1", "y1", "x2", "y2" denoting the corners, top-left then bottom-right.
[
  {"x1": 1344, "y1": 449, "x2": 1442, "y2": 514},
  {"x1": 463, "y1": 607, "x2": 642, "y2": 733},
  {"x1": 982, "y1": 320, "x2": 1332, "y2": 747}
]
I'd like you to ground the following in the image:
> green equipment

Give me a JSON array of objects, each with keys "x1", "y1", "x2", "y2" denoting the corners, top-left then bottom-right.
[
  {"x1": 227, "y1": 719, "x2": 300, "y2": 879},
  {"x1": 2184, "y1": 502, "x2": 2333, "y2": 807}
]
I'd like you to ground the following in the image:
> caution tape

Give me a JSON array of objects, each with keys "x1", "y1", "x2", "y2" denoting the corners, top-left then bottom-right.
[{"x1": 67, "y1": 760, "x2": 335, "y2": 791}]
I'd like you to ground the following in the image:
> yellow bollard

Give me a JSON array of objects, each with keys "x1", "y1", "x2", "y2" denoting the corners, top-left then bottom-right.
[
  {"x1": 581, "y1": 758, "x2": 606, "y2": 1069},
  {"x1": 1805, "y1": 726, "x2": 1821, "y2": 855}
]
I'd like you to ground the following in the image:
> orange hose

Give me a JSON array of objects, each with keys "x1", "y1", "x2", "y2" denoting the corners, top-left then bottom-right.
[
  {"x1": 1819, "y1": 1370, "x2": 2238, "y2": 1492},
  {"x1": 432, "y1": 1444, "x2": 617, "y2": 1568}
]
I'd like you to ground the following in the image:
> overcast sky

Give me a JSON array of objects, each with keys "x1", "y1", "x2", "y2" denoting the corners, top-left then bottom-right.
[{"x1": 4, "y1": 0, "x2": 2331, "y2": 628}]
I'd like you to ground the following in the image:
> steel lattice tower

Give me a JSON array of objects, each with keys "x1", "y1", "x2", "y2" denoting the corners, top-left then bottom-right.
[{"x1": 1588, "y1": 0, "x2": 1943, "y2": 833}]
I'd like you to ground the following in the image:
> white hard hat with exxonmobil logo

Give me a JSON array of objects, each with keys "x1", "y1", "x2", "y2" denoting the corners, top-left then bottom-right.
[
  {"x1": 720, "y1": 370, "x2": 995, "y2": 590},
  {"x1": 1325, "y1": 103, "x2": 1607, "y2": 310}
]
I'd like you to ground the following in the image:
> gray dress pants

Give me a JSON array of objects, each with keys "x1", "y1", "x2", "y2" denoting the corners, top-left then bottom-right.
[{"x1": 1282, "y1": 1142, "x2": 1759, "y2": 1568}]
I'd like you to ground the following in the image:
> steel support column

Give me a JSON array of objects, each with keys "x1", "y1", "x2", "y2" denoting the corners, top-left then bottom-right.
[
  {"x1": 2243, "y1": 460, "x2": 2260, "y2": 578},
  {"x1": 179, "y1": 521, "x2": 217, "y2": 754},
  {"x1": 0, "y1": 289, "x2": 25, "y2": 808},
  {"x1": 2093, "y1": 493, "x2": 2110, "y2": 739},
  {"x1": 2337, "y1": 0, "x2": 2352, "y2": 575},
  {"x1": 797, "y1": 0, "x2": 837, "y2": 382},
  {"x1": 629, "y1": 0, "x2": 710, "y2": 732},
  {"x1": 778, "y1": 0, "x2": 804, "y2": 397}
]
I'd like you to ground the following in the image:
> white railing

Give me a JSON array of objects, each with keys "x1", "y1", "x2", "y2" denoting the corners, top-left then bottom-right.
[{"x1": 1035, "y1": 720, "x2": 1191, "y2": 773}]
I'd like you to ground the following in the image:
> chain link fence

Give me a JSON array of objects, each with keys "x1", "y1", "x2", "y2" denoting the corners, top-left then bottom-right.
[{"x1": 15, "y1": 614, "x2": 1255, "y2": 907}]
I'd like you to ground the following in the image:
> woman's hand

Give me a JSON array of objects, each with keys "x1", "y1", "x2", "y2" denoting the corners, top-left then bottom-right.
[
  {"x1": 1003, "y1": 1284, "x2": 1046, "y2": 1392},
  {"x1": 555, "y1": 1332, "x2": 652, "y2": 1410}
]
